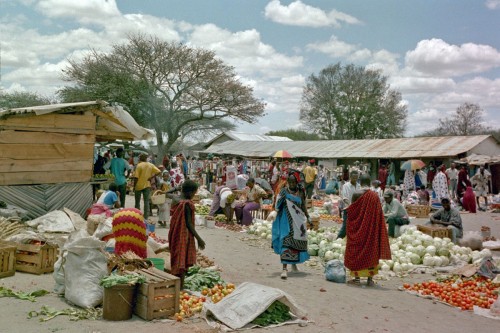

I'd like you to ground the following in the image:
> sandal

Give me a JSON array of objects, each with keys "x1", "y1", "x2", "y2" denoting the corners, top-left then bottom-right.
[
  {"x1": 280, "y1": 269, "x2": 288, "y2": 279},
  {"x1": 367, "y1": 278, "x2": 376, "y2": 287}
]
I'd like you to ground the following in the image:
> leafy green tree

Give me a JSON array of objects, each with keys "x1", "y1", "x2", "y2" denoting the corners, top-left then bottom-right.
[
  {"x1": 0, "y1": 91, "x2": 53, "y2": 109},
  {"x1": 265, "y1": 129, "x2": 321, "y2": 140},
  {"x1": 299, "y1": 63, "x2": 407, "y2": 139},
  {"x1": 59, "y1": 34, "x2": 265, "y2": 154}
]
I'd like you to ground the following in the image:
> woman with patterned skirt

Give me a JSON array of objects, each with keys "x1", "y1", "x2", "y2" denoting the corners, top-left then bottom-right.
[
  {"x1": 344, "y1": 189, "x2": 391, "y2": 286},
  {"x1": 272, "y1": 173, "x2": 310, "y2": 280}
]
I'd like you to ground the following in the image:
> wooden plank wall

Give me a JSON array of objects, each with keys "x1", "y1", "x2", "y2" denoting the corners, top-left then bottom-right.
[{"x1": 0, "y1": 113, "x2": 96, "y2": 186}]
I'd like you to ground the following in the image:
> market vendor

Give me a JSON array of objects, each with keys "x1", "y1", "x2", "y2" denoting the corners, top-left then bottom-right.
[
  {"x1": 234, "y1": 178, "x2": 267, "y2": 226},
  {"x1": 382, "y1": 191, "x2": 410, "y2": 237},
  {"x1": 254, "y1": 176, "x2": 274, "y2": 202},
  {"x1": 208, "y1": 185, "x2": 236, "y2": 220},
  {"x1": 426, "y1": 197, "x2": 463, "y2": 244}
]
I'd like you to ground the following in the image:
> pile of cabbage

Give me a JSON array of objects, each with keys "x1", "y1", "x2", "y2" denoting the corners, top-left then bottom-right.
[
  {"x1": 307, "y1": 225, "x2": 492, "y2": 273},
  {"x1": 247, "y1": 220, "x2": 273, "y2": 240}
]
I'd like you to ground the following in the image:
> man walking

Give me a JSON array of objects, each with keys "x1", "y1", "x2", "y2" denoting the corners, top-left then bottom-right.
[
  {"x1": 133, "y1": 153, "x2": 161, "y2": 222},
  {"x1": 471, "y1": 165, "x2": 491, "y2": 209},
  {"x1": 445, "y1": 163, "x2": 459, "y2": 200},
  {"x1": 303, "y1": 160, "x2": 317, "y2": 199},
  {"x1": 108, "y1": 148, "x2": 131, "y2": 208}
]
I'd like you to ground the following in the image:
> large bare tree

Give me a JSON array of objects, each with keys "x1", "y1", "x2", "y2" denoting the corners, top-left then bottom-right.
[
  {"x1": 299, "y1": 63, "x2": 407, "y2": 139},
  {"x1": 59, "y1": 34, "x2": 265, "y2": 154},
  {"x1": 422, "y1": 102, "x2": 491, "y2": 136}
]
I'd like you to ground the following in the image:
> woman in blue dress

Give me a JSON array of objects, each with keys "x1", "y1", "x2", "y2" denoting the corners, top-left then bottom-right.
[{"x1": 272, "y1": 173, "x2": 310, "y2": 280}]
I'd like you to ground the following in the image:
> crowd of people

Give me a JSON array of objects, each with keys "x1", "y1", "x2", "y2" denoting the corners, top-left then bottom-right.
[{"x1": 90, "y1": 147, "x2": 495, "y2": 287}]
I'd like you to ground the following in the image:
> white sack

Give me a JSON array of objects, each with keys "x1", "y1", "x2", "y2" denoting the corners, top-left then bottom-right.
[
  {"x1": 64, "y1": 229, "x2": 107, "y2": 308},
  {"x1": 93, "y1": 217, "x2": 113, "y2": 240},
  {"x1": 27, "y1": 210, "x2": 75, "y2": 233},
  {"x1": 203, "y1": 282, "x2": 307, "y2": 330}
]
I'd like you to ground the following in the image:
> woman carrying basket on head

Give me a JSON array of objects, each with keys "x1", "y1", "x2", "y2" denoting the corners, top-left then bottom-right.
[{"x1": 272, "y1": 172, "x2": 310, "y2": 280}]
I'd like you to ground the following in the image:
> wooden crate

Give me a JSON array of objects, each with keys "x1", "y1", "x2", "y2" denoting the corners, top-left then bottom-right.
[
  {"x1": 133, "y1": 267, "x2": 180, "y2": 321},
  {"x1": 406, "y1": 204, "x2": 431, "y2": 218},
  {"x1": 15, "y1": 242, "x2": 58, "y2": 275},
  {"x1": 0, "y1": 241, "x2": 16, "y2": 278},
  {"x1": 308, "y1": 217, "x2": 320, "y2": 231},
  {"x1": 417, "y1": 225, "x2": 452, "y2": 239}
]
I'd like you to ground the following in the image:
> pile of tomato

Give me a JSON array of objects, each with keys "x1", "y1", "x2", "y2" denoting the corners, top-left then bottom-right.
[{"x1": 403, "y1": 275, "x2": 498, "y2": 311}]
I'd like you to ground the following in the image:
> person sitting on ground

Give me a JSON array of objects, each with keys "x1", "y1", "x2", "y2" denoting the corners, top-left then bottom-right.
[
  {"x1": 345, "y1": 188, "x2": 391, "y2": 286},
  {"x1": 461, "y1": 186, "x2": 477, "y2": 213},
  {"x1": 112, "y1": 208, "x2": 147, "y2": 258},
  {"x1": 208, "y1": 185, "x2": 236, "y2": 221},
  {"x1": 417, "y1": 185, "x2": 430, "y2": 205},
  {"x1": 383, "y1": 191, "x2": 410, "y2": 238},
  {"x1": 97, "y1": 183, "x2": 121, "y2": 209},
  {"x1": 254, "y1": 176, "x2": 274, "y2": 202},
  {"x1": 168, "y1": 180, "x2": 205, "y2": 287},
  {"x1": 234, "y1": 178, "x2": 267, "y2": 226},
  {"x1": 426, "y1": 197, "x2": 463, "y2": 244}
]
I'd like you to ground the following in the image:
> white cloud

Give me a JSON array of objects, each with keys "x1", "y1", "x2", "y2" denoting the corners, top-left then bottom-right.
[
  {"x1": 390, "y1": 76, "x2": 456, "y2": 94},
  {"x1": 35, "y1": 0, "x2": 121, "y2": 23},
  {"x1": 264, "y1": 0, "x2": 360, "y2": 28},
  {"x1": 188, "y1": 24, "x2": 303, "y2": 78},
  {"x1": 405, "y1": 38, "x2": 500, "y2": 77},
  {"x1": 485, "y1": 0, "x2": 500, "y2": 9},
  {"x1": 307, "y1": 35, "x2": 357, "y2": 58}
]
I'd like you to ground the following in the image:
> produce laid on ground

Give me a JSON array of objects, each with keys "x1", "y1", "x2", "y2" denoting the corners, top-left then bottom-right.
[
  {"x1": 251, "y1": 301, "x2": 292, "y2": 327},
  {"x1": 176, "y1": 292, "x2": 207, "y2": 321},
  {"x1": 402, "y1": 275, "x2": 498, "y2": 311},
  {"x1": 215, "y1": 221, "x2": 245, "y2": 232},
  {"x1": 183, "y1": 266, "x2": 225, "y2": 291},
  {"x1": 195, "y1": 204, "x2": 210, "y2": 215},
  {"x1": 307, "y1": 225, "x2": 490, "y2": 273},
  {"x1": 0, "y1": 287, "x2": 48, "y2": 302},
  {"x1": 148, "y1": 232, "x2": 168, "y2": 244},
  {"x1": 28, "y1": 306, "x2": 103, "y2": 322},
  {"x1": 312, "y1": 200, "x2": 325, "y2": 208},
  {"x1": 247, "y1": 220, "x2": 273, "y2": 240},
  {"x1": 197, "y1": 251, "x2": 216, "y2": 268},
  {"x1": 214, "y1": 214, "x2": 227, "y2": 223}
]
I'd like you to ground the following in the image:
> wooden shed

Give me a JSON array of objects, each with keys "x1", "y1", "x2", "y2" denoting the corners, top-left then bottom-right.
[{"x1": 0, "y1": 101, "x2": 154, "y2": 218}]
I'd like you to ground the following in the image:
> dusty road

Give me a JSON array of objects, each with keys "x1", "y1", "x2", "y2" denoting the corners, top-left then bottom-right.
[{"x1": 1, "y1": 195, "x2": 500, "y2": 333}]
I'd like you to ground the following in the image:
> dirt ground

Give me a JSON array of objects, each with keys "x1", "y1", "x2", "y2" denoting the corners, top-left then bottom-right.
[{"x1": 1, "y1": 195, "x2": 500, "y2": 333}]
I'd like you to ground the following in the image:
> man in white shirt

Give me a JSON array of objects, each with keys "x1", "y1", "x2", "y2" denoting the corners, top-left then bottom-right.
[
  {"x1": 341, "y1": 170, "x2": 361, "y2": 207},
  {"x1": 445, "y1": 163, "x2": 459, "y2": 200}
]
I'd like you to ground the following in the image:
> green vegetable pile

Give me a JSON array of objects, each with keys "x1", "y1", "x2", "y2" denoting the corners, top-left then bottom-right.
[
  {"x1": 184, "y1": 266, "x2": 225, "y2": 291},
  {"x1": 195, "y1": 204, "x2": 210, "y2": 215},
  {"x1": 28, "y1": 305, "x2": 102, "y2": 322},
  {"x1": 251, "y1": 301, "x2": 292, "y2": 327},
  {"x1": 0, "y1": 286, "x2": 49, "y2": 302},
  {"x1": 99, "y1": 273, "x2": 146, "y2": 288}
]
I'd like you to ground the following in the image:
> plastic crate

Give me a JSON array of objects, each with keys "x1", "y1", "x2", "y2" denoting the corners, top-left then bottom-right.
[
  {"x1": 0, "y1": 241, "x2": 16, "y2": 278},
  {"x1": 133, "y1": 267, "x2": 180, "y2": 320},
  {"x1": 417, "y1": 225, "x2": 452, "y2": 239}
]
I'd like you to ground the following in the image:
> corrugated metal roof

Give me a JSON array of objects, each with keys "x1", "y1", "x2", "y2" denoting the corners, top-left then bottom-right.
[
  {"x1": 226, "y1": 131, "x2": 292, "y2": 142},
  {"x1": 0, "y1": 100, "x2": 154, "y2": 141},
  {"x1": 202, "y1": 135, "x2": 495, "y2": 159}
]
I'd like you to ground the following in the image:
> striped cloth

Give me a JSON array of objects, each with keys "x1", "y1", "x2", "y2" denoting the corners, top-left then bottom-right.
[
  {"x1": 344, "y1": 190, "x2": 391, "y2": 272},
  {"x1": 168, "y1": 200, "x2": 197, "y2": 276},
  {"x1": 112, "y1": 208, "x2": 147, "y2": 258}
]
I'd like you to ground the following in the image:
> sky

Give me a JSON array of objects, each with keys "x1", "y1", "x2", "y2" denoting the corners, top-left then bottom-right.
[{"x1": 1, "y1": 0, "x2": 500, "y2": 139}]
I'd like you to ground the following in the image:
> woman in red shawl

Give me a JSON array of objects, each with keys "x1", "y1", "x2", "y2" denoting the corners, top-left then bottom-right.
[
  {"x1": 168, "y1": 180, "x2": 206, "y2": 286},
  {"x1": 344, "y1": 188, "x2": 391, "y2": 286},
  {"x1": 457, "y1": 166, "x2": 471, "y2": 204},
  {"x1": 462, "y1": 186, "x2": 477, "y2": 213}
]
